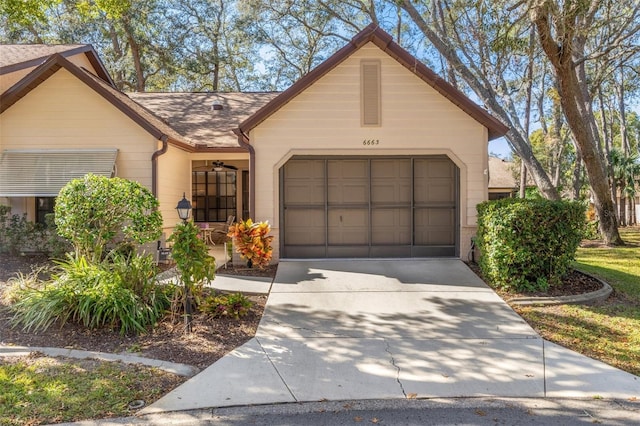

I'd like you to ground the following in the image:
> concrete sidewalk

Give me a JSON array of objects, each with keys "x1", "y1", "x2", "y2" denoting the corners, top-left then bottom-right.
[{"x1": 142, "y1": 260, "x2": 640, "y2": 414}]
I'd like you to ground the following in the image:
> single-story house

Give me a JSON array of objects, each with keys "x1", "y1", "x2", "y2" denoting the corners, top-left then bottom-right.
[{"x1": 0, "y1": 24, "x2": 508, "y2": 261}]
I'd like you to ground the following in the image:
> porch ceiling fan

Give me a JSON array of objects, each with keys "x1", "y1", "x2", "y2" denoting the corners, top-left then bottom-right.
[{"x1": 212, "y1": 160, "x2": 238, "y2": 171}]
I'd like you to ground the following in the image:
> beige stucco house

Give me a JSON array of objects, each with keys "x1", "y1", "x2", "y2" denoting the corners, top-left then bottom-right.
[{"x1": 1, "y1": 25, "x2": 507, "y2": 260}]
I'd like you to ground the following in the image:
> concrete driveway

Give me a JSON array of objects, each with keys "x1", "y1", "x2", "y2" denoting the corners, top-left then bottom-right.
[{"x1": 143, "y1": 260, "x2": 640, "y2": 414}]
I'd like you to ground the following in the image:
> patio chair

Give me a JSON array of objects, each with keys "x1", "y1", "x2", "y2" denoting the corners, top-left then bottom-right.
[{"x1": 213, "y1": 215, "x2": 235, "y2": 243}]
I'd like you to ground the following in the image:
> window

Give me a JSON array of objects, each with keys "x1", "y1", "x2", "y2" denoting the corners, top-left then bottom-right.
[
  {"x1": 361, "y1": 60, "x2": 381, "y2": 126},
  {"x1": 192, "y1": 171, "x2": 236, "y2": 222},
  {"x1": 36, "y1": 197, "x2": 55, "y2": 224}
]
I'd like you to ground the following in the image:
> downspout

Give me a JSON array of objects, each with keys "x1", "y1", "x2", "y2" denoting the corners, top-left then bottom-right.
[
  {"x1": 233, "y1": 128, "x2": 254, "y2": 219},
  {"x1": 151, "y1": 135, "x2": 169, "y2": 197}
]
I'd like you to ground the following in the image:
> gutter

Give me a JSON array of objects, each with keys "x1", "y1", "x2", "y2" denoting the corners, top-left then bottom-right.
[
  {"x1": 233, "y1": 128, "x2": 254, "y2": 219},
  {"x1": 151, "y1": 135, "x2": 169, "y2": 197}
]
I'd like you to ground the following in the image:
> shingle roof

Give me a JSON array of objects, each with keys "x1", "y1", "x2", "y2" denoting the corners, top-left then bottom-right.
[
  {"x1": 488, "y1": 157, "x2": 518, "y2": 189},
  {"x1": 0, "y1": 44, "x2": 113, "y2": 85},
  {"x1": 0, "y1": 44, "x2": 85, "y2": 68},
  {"x1": 239, "y1": 24, "x2": 509, "y2": 140},
  {"x1": 129, "y1": 92, "x2": 279, "y2": 149}
]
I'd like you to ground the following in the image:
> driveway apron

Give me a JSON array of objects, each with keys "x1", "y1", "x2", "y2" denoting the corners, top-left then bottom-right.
[{"x1": 143, "y1": 260, "x2": 640, "y2": 414}]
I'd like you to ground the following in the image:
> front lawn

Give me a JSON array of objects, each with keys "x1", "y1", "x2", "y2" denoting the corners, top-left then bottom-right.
[
  {"x1": 513, "y1": 226, "x2": 640, "y2": 376},
  {"x1": 0, "y1": 355, "x2": 184, "y2": 425}
]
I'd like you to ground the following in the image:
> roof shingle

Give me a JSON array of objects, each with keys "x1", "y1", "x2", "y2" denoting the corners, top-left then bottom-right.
[{"x1": 129, "y1": 92, "x2": 279, "y2": 149}]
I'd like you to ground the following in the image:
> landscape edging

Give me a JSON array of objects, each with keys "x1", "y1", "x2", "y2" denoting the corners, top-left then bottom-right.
[
  {"x1": 0, "y1": 344, "x2": 199, "y2": 377},
  {"x1": 507, "y1": 271, "x2": 612, "y2": 306}
]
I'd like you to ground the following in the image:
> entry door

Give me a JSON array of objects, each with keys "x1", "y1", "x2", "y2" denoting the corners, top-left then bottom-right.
[{"x1": 281, "y1": 156, "x2": 458, "y2": 258}]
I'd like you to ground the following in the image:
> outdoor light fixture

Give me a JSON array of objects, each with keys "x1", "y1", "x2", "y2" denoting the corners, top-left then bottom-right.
[
  {"x1": 211, "y1": 93, "x2": 223, "y2": 111},
  {"x1": 176, "y1": 192, "x2": 192, "y2": 222},
  {"x1": 175, "y1": 192, "x2": 194, "y2": 332}
]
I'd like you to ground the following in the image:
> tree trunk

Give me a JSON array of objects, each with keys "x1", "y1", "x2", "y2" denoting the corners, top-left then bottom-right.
[
  {"x1": 123, "y1": 17, "x2": 146, "y2": 92},
  {"x1": 520, "y1": 163, "x2": 528, "y2": 198},
  {"x1": 400, "y1": 0, "x2": 561, "y2": 201},
  {"x1": 572, "y1": 155, "x2": 583, "y2": 200},
  {"x1": 532, "y1": 3, "x2": 623, "y2": 245},
  {"x1": 597, "y1": 87, "x2": 618, "y2": 216},
  {"x1": 619, "y1": 182, "x2": 626, "y2": 226}
]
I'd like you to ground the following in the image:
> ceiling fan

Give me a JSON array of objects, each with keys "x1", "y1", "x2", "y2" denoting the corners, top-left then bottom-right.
[{"x1": 211, "y1": 160, "x2": 238, "y2": 171}]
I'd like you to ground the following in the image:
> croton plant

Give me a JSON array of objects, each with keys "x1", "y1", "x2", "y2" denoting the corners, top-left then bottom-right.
[{"x1": 227, "y1": 219, "x2": 274, "y2": 269}]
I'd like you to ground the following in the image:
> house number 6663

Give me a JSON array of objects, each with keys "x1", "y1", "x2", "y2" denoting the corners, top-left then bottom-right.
[{"x1": 363, "y1": 139, "x2": 380, "y2": 146}]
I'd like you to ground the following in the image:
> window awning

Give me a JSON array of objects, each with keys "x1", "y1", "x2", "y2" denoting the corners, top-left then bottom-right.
[{"x1": 0, "y1": 149, "x2": 118, "y2": 197}]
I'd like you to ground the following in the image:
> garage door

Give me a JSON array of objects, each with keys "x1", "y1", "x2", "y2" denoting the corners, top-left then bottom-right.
[{"x1": 280, "y1": 156, "x2": 458, "y2": 258}]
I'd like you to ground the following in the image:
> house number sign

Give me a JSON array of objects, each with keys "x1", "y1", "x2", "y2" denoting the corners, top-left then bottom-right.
[{"x1": 362, "y1": 139, "x2": 380, "y2": 146}]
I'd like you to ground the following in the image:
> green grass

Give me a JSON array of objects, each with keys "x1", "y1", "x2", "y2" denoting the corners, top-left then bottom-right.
[
  {"x1": 574, "y1": 227, "x2": 640, "y2": 300},
  {"x1": 0, "y1": 355, "x2": 184, "y2": 425},
  {"x1": 514, "y1": 226, "x2": 640, "y2": 376}
]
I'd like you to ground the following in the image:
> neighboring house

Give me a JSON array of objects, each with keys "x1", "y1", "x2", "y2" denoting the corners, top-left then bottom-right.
[
  {"x1": 488, "y1": 157, "x2": 519, "y2": 200},
  {"x1": 1, "y1": 25, "x2": 508, "y2": 261},
  {"x1": 0, "y1": 44, "x2": 192, "y2": 235}
]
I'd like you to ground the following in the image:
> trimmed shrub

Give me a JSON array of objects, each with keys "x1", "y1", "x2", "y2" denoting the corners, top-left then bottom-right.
[
  {"x1": 55, "y1": 174, "x2": 162, "y2": 262},
  {"x1": 476, "y1": 198, "x2": 586, "y2": 292}
]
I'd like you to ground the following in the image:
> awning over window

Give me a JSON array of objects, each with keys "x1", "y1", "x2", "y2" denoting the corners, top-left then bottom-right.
[{"x1": 0, "y1": 149, "x2": 118, "y2": 197}]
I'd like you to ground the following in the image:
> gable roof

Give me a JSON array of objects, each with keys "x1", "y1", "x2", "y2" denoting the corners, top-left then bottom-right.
[
  {"x1": 239, "y1": 24, "x2": 508, "y2": 140},
  {"x1": 0, "y1": 44, "x2": 114, "y2": 86},
  {"x1": 130, "y1": 92, "x2": 279, "y2": 149},
  {"x1": 0, "y1": 53, "x2": 192, "y2": 150}
]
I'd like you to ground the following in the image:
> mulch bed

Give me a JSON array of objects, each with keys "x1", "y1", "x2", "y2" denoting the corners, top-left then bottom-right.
[
  {"x1": 0, "y1": 254, "x2": 274, "y2": 370},
  {"x1": 465, "y1": 262, "x2": 606, "y2": 301}
]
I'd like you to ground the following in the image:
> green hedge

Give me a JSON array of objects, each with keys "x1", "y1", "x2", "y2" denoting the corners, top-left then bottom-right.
[{"x1": 476, "y1": 198, "x2": 586, "y2": 292}]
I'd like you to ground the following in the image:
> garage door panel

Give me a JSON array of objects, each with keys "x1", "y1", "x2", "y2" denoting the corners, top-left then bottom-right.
[
  {"x1": 372, "y1": 209, "x2": 411, "y2": 244},
  {"x1": 285, "y1": 159, "x2": 325, "y2": 178},
  {"x1": 284, "y1": 208, "x2": 325, "y2": 245},
  {"x1": 328, "y1": 159, "x2": 368, "y2": 178},
  {"x1": 328, "y1": 209, "x2": 369, "y2": 244},
  {"x1": 328, "y1": 182, "x2": 369, "y2": 204},
  {"x1": 328, "y1": 159, "x2": 368, "y2": 204},
  {"x1": 414, "y1": 208, "x2": 455, "y2": 245},
  {"x1": 285, "y1": 182, "x2": 326, "y2": 205},
  {"x1": 284, "y1": 246, "x2": 327, "y2": 258},
  {"x1": 284, "y1": 160, "x2": 325, "y2": 205},
  {"x1": 371, "y1": 159, "x2": 411, "y2": 204}
]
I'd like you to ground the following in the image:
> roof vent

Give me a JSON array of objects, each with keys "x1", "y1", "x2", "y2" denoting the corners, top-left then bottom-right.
[{"x1": 361, "y1": 60, "x2": 381, "y2": 126}]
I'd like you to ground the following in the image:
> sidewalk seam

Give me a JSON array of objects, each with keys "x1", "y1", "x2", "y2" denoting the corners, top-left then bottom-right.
[
  {"x1": 542, "y1": 339, "x2": 547, "y2": 397},
  {"x1": 256, "y1": 337, "x2": 298, "y2": 402}
]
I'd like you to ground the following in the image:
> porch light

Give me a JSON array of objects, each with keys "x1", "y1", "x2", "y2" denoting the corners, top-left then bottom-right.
[
  {"x1": 211, "y1": 93, "x2": 223, "y2": 111},
  {"x1": 176, "y1": 192, "x2": 192, "y2": 221}
]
